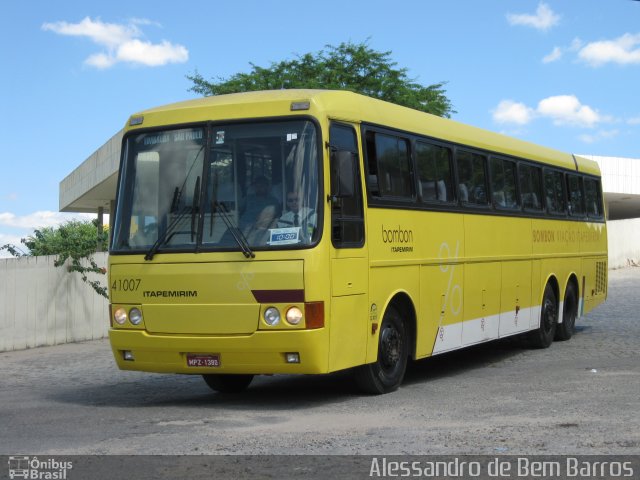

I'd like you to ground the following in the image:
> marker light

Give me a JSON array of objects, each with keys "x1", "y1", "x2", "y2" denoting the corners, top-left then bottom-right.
[
  {"x1": 285, "y1": 352, "x2": 300, "y2": 364},
  {"x1": 129, "y1": 308, "x2": 143, "y2": 325},
  {"x1": 114, "y1": 307, "x2": 127, "y2": 325},
  {"x1": 290, "y1": 101, "x2": 310, "y2": 111},
  {"x1": 264, "y1": 307, "x2": 281, "y2": 326},
  {"x1": 286, "y1": 306, "x2": 303, "y2": 325},
  {"x1": 129, "y1": 116, "x2": 144, "y2": 126}
]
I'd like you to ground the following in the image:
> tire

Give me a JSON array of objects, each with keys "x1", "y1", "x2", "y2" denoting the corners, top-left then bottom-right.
[
  {"x1": 354, "y1": 305, "x2": 409, "y2": 394},
  {"x1": 556, "y1": 282, "x2": 577, "y2": 341},
  {"x1": 202, "y1": 374, "x2": 254, "y2": 393},
  {"x1": 527, "y1": 283, "x2": 557, "y2": 348}
]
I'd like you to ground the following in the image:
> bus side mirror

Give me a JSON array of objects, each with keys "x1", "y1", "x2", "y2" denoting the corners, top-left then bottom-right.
[{"x1": 330, "y1": 149, "x2": 356, "y2": 199}]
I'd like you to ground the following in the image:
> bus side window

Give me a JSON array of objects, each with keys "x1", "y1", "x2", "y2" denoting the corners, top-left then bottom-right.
[
  {"x1": 456, "y1": 150, "x2": 488, "y2": 206},
  {"x1": 567, "y1": 174, "x2": 585, "y2": 217},
  {"x1": 416, "y1": 141, "x2": 455, "y2": 203},
  {"x1": 544, "y1": 169, "x2": 567, "y2": 215},
  {"x1": 584, "y1": 177, "x2": 604, "y2": 219},
  {"x1": 330, "y1": 123, "x2": 365, "y2": 248},
  {"x1": 367, "y1": 132, "x2": 414, "y2": 200},
  {"x1": 490, "y1": 157, "x2": 519, "y2": 209},
  {"x1": 519, "y1": 163, "x2": 543, "y2": 211},
  {"x1": 365, "y1": 131, "x2": 380, "y2": 196}
]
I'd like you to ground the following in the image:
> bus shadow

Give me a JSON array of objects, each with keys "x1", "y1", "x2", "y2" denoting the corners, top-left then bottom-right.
[
  {"x1": 405, "y1": 324, "x2": 592, "y2": 385},
  {"x1": 45, "y1": 369, "x2": 360, "y2": 411},
  {"x1": 48, "y1": 329, "x2": 588, "y2": 409},
  {"x1": 404, "y1": 336, "x2": 529, "y2": 385}
]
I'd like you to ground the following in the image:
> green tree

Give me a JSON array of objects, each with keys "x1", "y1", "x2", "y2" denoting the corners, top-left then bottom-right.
[
  {"x1": 187, "y1": 41, "x2": 455, "y2": 117},
  {"x1": 1, "y1": 219, "x2": 108, "y2": 298},
  {"x1": 21, "y1": 220, "x2": 107, "y2": 256}
]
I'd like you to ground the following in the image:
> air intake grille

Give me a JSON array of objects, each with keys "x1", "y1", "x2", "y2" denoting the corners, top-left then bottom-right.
[{"x1": 595, "y1": 261, "x2": 607, "y2": 295}]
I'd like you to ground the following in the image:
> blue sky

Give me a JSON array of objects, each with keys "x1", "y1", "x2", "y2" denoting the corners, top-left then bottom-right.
[{"x1": 1, "y1": 0, "x2": 639, "y2": 256}]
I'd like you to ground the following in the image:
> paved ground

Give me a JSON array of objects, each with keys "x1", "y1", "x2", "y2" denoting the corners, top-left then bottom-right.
[{"x1": 0, "y1": 268, "x2": 638, "y2": 456}]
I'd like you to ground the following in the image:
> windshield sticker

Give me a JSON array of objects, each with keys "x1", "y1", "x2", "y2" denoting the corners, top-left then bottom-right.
[
  {"x1": 144, "y1": 130, "x2": 203, "y2": 146},
  {"x1": 216, "y1": 131, "x2": 225, "y2": 144},
  {"x1": 173, "y1": 130, "x2": 203, "y2": 142},
  {"x1": 268, "y1": 227, "x2": 300, "y2": 245},
  {"x1": 286, "y1": 133, "x2": 298, "y2": 142},
  {"x1": 144, "y1": 134, "x2": 171, "y2": 146}
]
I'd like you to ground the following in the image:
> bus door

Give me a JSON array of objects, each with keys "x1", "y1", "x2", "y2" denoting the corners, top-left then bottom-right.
[{"x1": 327, "y1": 122, "x2": 368, "y2": 371}]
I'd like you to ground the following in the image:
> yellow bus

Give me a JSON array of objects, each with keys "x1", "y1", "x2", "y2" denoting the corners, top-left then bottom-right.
[{"x1": 109, "y1": 90, "x2": 607, "y2": 394}]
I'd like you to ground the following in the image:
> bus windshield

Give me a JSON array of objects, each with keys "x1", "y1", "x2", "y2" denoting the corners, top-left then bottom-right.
[{"x1": 111, "y1": 120, "x2": 321, "y2": 254}]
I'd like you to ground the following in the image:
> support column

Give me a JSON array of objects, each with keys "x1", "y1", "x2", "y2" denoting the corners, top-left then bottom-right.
[{"x1": 97, "y1": 207, "x2": 104, "y2": 252}]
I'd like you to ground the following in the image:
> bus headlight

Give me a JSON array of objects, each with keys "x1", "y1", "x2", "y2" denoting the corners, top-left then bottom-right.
[
  {"x1": 129, "y1": 308, "x2": 143, "y2": 325},
  {"x1": 114, "y1": 307, "x2": 127, "y2": 325},
  {"x1": 264, "y1": 307, "x2": 281, "y2": 326},
  {"x1": 286, "y1": 306, "x2": 303, "y2": 325}
]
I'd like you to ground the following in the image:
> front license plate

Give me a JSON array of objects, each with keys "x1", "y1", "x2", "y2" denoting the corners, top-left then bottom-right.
[{"x1": 186, "y1": 354, "x2": 220, "y2": 367}]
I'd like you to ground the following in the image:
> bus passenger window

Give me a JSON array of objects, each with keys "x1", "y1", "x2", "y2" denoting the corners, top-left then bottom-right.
[
  {"x1": 544, "y1": 170, "x2": 566, "y2": 215},
  {"x1": 519, "y1": 163, "x2": 543, "y2": 211},
  {"x1": 490, "y1": 157, "x2": 519, "y2": 209},
  {"x1": 567, "y1": 174, "x2": 585, "y2": 216},
  {"x1": 584, "y1": 177, "x2": 603, "y2": 219},
  {"x1": 416, "y1": 141, "x2": 454, "y2": 203},
  {"x1": 456, "y1": 150, "x2": 487, "y2": 206},
  {"x1": 367, "y1": 132, "x2": 414, "y2": 200}
]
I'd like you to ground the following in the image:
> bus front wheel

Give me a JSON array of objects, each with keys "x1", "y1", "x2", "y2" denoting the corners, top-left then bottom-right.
[
  {"x1": 527, "y1": 283, "x2": 557, "y2": 348},
  {"x1": 202, "y1": 374, "x2": 254, "y2": 393},
  {"x1": 354, "y1": 305, "x2": 409, "y2": 394}
]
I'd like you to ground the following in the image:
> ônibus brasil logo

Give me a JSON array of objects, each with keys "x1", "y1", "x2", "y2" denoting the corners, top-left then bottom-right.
[{"x1": 8, "y1": 456, "x2": 72, "y2": 479}]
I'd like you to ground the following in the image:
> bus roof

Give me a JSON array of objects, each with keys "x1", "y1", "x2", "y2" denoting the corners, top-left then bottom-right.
[{"x1": 127, "y1": 89, "x2": 601, "y2": 176}]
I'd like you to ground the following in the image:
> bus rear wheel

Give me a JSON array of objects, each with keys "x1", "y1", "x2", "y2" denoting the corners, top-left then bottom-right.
[
  {"x1": 556, "y1": 283, "x2": 577, "y2": 341},
  {"x1": 202, "y1": 374, "x2": 254, "y2": 393},
  {"x1": 354, "y1": 305, "x2": 409, "y2": 395},
  {"x1": 527, "y1": 283, "x2": 557, "y2": 348}
]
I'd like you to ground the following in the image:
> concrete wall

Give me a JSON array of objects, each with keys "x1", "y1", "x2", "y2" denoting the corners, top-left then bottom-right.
[
  {"x1": 608, "y1": 218, "x2": 640, "y2": 269},
  {"x1": 0, "y1": 222, "x2": 637, "y2": 353},
  {"x1": 0, "y1": 253, "x2": 109, "y2": 352}
]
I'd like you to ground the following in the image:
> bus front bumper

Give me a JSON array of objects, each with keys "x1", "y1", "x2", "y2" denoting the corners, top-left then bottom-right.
[{"x1": 109, "y1": 328, "x2": 329, "y2": 375}]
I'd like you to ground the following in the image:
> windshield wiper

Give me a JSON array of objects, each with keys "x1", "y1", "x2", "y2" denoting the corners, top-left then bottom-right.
[
  {"x1": 145, "y1": 146, "x2": 205, "y2": 261},
  {"x1": 214, "y1": 201, "x2": 255, "y2": 259},
  {"x1": 144, "y1": 206, "x2": 190, "y2": 261},
  {"x1": 191, "y1": 176, "x2": 201, "y2": 243}
]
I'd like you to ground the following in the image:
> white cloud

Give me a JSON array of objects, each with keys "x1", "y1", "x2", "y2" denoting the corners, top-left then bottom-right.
[
  {"x1": 506, "y1": 2, "x2": 560, "y2": 31},
  {"x1": 0, "y1": 211, "x2": 94, "y2": 230},
  {"x1": 0, "y1": 233, "x2": 26, "y2": 258},
  {"x1": 628, "y1": 116, "x2": 640, "y2": 125},
  {"x1": 492, "y1": 100, "x2": 535, "y2": 125},
  {"x1": 85, "y1": 52, "x2": 117, "y2": 69},
  {"x1": 542, "y1": 46, "x2": 563, "y2": 63},
  {"x1": 578, "y1": 130, "x2": 619, "y2": 144},
  {"x1": 569, "y1": 38, "x2": 584, "y2": 52},
  {"x1": 42, "y1": 16, "x2": 188, "y2": 69},
  {"x1": 578, "y1": 33, "x2": 640, "y2": 67},
  {"x1": 117, "y1": 39, "x2": 189, "y2": 67},
  {"x1": 42, "y1": 17, "x2": 139, "y2": 48},
  {"x1": 542, "y1": 39, "x2": 583, "y2": 64},
  {"x1": 0, "y1": 211, "x2": 110, "y2": 257},
  {"x1": 492, "y1": 95, "x2": 609, "y2": 129},
  {"x1": 536, "y1": 95, "x2": 602, "y2": 128}
]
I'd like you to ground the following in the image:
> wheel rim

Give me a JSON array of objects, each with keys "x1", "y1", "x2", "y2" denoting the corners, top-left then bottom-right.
[
  {"x1": 542, "y1": 296, "x2": 557, "y2": 335},
  {"x1": 380, "y1": 324, "x2": 402, "y2": 372}
]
